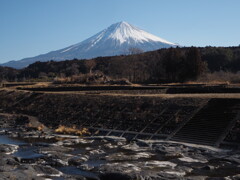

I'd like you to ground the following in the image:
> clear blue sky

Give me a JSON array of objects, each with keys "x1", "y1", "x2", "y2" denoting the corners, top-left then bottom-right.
[{"x1": 1, "y1": 0, "x2": 240, "y2": 63}]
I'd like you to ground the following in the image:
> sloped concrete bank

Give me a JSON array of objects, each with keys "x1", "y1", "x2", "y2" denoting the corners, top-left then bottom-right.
[
  {"x1": 0, "y1": 89, "x2": 239, "y2": 148},
  {"x1": 0, "y1": 89, "x2": 204, "y2": 129}
]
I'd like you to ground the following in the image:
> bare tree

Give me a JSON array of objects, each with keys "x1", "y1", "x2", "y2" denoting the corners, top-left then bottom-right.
[{"x1": 84, "y1": 60, "x2": 96, "y2": 74}]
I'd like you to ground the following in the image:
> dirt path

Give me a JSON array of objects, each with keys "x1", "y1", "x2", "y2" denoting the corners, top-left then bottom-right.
[
  {"x1": 4, "y1": 85, "x2": 240, "y2": 99},
  {"x1": 41, "y1": 91, "x2": 240, "y2": 99}
]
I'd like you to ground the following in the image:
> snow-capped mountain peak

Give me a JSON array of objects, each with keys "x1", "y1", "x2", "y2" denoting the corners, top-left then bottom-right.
[
  {"x1": 1, "y1": 21, "x2": 178, "y2": 69},
  {"x1": 105, "y1": 21, "x2": 175, "y2": 45}
]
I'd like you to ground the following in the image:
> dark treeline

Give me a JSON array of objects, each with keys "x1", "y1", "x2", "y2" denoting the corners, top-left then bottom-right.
[
  {"x1": 0, "y1": 66, "x2": 19, "y2": 82},
  {"x1": 1, "y1": 46, "x2": 240, "y2": 83}
]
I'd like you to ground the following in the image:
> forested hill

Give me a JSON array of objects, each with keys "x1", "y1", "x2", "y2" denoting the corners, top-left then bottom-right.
[{"x1": 1, "y1": 46, "x2": 240, "y2": 83}]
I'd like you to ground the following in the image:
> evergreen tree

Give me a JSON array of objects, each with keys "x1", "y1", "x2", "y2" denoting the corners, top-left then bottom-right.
[
  {"x1": 163, "y1": 48, "x2": 182, "y2": 82},
  {"x1": 184, "y1": 47, "x2": 206, "y2": 80}
]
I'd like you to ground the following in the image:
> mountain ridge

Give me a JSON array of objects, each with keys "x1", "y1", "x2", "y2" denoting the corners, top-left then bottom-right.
[{"x1": 1, "y1": 21, "x2": 177, "y2": 69}]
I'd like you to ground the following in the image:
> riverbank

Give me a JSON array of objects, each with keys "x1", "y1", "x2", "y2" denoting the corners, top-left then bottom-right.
[
  {"x1": 0, "y1": 114, "x2": 240, "y2": 180},
  {"x1": 0, "y1": 88, "x2": 239, "y2": 148}
]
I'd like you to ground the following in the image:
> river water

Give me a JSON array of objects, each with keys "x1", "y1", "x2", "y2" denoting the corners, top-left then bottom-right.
[{"x1": 0, "y1": 129, "x2": 240, "y2": 179}]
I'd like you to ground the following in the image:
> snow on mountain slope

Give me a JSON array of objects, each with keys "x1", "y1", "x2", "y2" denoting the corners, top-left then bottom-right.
[{"x1": 1, "y1": 21, "x2": 178, "y2": 69}]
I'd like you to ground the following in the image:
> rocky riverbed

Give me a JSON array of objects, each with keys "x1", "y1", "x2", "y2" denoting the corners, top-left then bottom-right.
[{"x1": 0, "y1": 114, "x2": 240, "y2": 180}]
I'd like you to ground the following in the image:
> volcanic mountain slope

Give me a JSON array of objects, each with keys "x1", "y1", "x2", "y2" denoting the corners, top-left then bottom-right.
[{"x1": 1, "y1": 21, "x2": 177, "y2": 69}]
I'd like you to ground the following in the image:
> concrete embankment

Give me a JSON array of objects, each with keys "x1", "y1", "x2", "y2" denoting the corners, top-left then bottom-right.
[
  {"x1": 0, "y1": 89, "x2": 204, "y2": 135},
  {"x1": 0, "y1": 89, "x2": 239, "y2": 148}
]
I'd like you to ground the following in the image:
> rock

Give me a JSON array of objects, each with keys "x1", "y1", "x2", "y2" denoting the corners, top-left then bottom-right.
[
  {"x1": 155, "y1": 147, "x2": 168, "y2": 154},
  {"x1": 6, "y1": 158, "x2": 20, "y2": 166},
  {"x1": 0, "y1": 144, "x2": 18, "y2": 154},
  {"x1": 155, "y1": 172, "x2": 185, "y2": 180},
  {"x1": 104, "y1": 152, "x2": 153, "y2": 161},
  {"x1": 231, "y1": 174, "x2": 240, "y2": 180},
  {"x1": 62, "y1": 174, "x2": 88, "y2": 180},
  {"x1": 14, "y1": 153, "x2": 45, "y2": 164},
  {"x1": 144, "y1": 161, "x2": 177, "y2": 169},
  {"x1": 175, "y1": 166, "x2": 193, "y2": 174},
  {"x1": 103, "y1": 143, "x2": 117, "y2": 149},
  {"x1": 61, "y1": 138, "x2": 94, "y2": 146},
  {"x1": 68, "y1": 155, "x2": 89, "y2": 166},
  {"x1": 86, "y1": 147, "x2": 93, "y2": 151},
  {"x1": 205, "y1": 177, "x2": 229, "y2": 180},
  {"x1": 60, "y1": 139, "x2": 75, "y2": 146},
  {"x1": 0, "y1": 130, "x2": 6, "y2": 135},
  {"x1": 162, "y1": 170, "x2": 186, "y2": 177},
  {"x1": 135, "y1": 152, "x2": 153, "y2": 159},
  {"x1": 136, "y1": 139, "x2": 150, "y2": 147},
  {"x1": 165, "y1": 152, "x2": 183, "y2": 160},
  {"x1": 201, "y1": 165, "x2": 215, "y2": 171},
  {"x1": 225, "y1": 156, "x2": 240, "y2": 165},
  {"x1": 117, "y1": 141, "x2": 126, "y2": 146},
  {"x1": 32, "y1": 165, "x2": 63, "y2": 177},
  {"x1": 38, "y1": 145, "x2": 74, "y2": 154},
  {"x1": 38, "y1": 147, "x2": 72, "y2": 167},
  {"x1": 154, "y1": 145, "x2": 182, "y2": 155},
  {"x1": 44, "y1": 157, "x2": 68, "y2": 167},
  {"x1": 79, "y1": 163, "x2": 94, "y2": 171},
  {"x1": 99, "y1": 172, "x2": 132, "y2": 180},
  {"x1": 186, "y1": 176, "x2": 208, "y2": 180},
  {"x1": 89, "y1": 149, "x2": 105, "y2": 155},
  {"x1": 178, "y1": 156, "x2": 208, "y2": 163},
  {"x1": 78, "y1": 138, "x2": 94, "y2": 144},
  {"x1": 0, "y1": 165, "x2": 16, "y2": 172},
  {"x1": 104, "y1": 152, "x2": 125, "y2": 161},
  {"x1": 121, "y1": 142, "x2": 146, "y2": 152},
  {"x1": 99, "y1": 163, "x2": 141, "y2": 174},
  {"x1": 55, "y1": 141, "x2": 64, "y2": 146},
  {"x1": 1, "y1": 165, "x2": 43, "y2": 179},
  {"x1": 44, "y1": 135, "x2": 55, "y2": 139}
]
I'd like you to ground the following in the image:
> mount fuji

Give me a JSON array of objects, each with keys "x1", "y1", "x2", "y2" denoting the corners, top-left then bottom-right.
[{"x1": 1, "y1": 21, "x2": 178, "y2": 69}]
